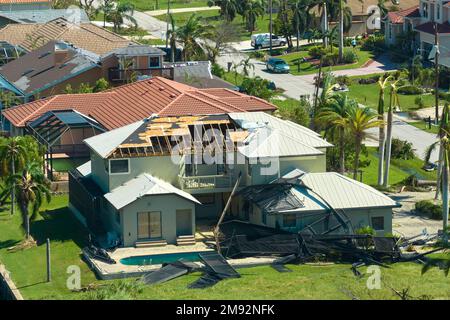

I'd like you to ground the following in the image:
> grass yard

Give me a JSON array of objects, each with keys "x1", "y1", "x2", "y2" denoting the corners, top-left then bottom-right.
[
  {"x1": 347, "y1": 77, "x2": 441, "y2": 112},
  {"x1": 355, "y1": 147, "x2": 436, "y2": 186},
  {"x1": 277, "y1": 46, "x2": 375, "y2": 76},
  {"x1": 155, "y1": 10, "x2": 271, "y2": 41},
  {"x1": 0, "y1": 195, "x2": 448, "y2": 300},
  {"x1": 128, "y1": 0, "x2": 208, "y2": 11},
  {"x1": 409, "y1": 121, "x2": 440, "y2": 135},
  {"x1": 51, "y1": 158, "x2": 89, "y2": 172}
]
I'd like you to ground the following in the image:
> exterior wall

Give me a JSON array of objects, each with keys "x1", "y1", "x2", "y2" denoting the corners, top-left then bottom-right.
[
  {"x1": 31, "y1": 66, "x2": 103, "y2": 100},
  {"x1": 91, "y1": 153, "x2": 110, "y2": 192},
  {"x1": 119, "y1": 194, "x2": 196, "y2": 246}
]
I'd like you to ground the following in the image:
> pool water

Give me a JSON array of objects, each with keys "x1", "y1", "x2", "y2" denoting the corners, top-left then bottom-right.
[{"x1": 120, "y1": 251, "x2": 207, "y2": 266}]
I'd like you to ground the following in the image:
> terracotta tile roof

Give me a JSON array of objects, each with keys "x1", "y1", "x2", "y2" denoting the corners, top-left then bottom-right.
[
  {"x1": 415, "y1": 21, "x2": 450, "y2": 35},
  {"x1": 387, "y1": 6, "x2": 420, "y2": 24},
  {"x1": 0, "y1": 0, "x2": 50, "y2": 3},
  {"x1": 311, "y1": 0, "x2": 418, "y2": 17},
  {"x1": 0, "y1": 18, "x2": 133, "y2": 55},
  {"x1": 3, "y1": 77, "x2": 277, "y2": 130}
]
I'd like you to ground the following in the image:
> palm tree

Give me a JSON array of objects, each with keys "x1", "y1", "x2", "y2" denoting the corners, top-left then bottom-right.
[
  {"x1": 1, "y1": 162, "x2": 51, "y2": 239},
  {"x1": 175, "y1": 14, "x2": 212, "y2": 61},
  {"x1": 212, "y1": 0, "x2": 238, "y2": 22},
  {"x1": 291, "y1": 0, "x2": 309, "y2": 51},
  {"x1": 99, "y1": 0, "x2": 114, "y2": 28},
  {"x1": 376, "y1": 75, "x2": 393, "y2": 186},
  {"x1": 106, "y1": 2, "x2": 137, "y2": 32},
  {"x1": 440, "y1": 104, "x2": 449, "y2": 243},
  {"x1": 166, "y1": 13, "x2": 177, "y2": 62},
  {"x1": 242, "y1": 0, "x2": 265, "y2": 33},
  {"x1": 316, "y1": 94, "x2": 357, "y2": 174},
  {"x1": 383, "y1": 79, "x2": 403, "y2": 187},
  {"x1": 338, "y1": 106, "x2": 383, "y2": 179},
  {"x1": 0, "y1": 137, "x2": 28, "y2": 216},
  {"x1": 239, "y1": 57, "x2": 254, "y2": 77},
  {"x1": 334, "y1": 0, "x2": 357, "y2": 62}
]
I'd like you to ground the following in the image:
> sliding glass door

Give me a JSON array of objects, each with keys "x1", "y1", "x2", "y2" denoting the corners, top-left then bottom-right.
[{"x1": 137, "y1": 211, "x2": 162, "y2": 239}]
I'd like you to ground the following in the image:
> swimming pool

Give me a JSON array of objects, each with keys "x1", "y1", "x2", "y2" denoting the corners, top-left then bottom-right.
[{"x1": 120, "y1": 251, "x2": 208, "y2": 266}]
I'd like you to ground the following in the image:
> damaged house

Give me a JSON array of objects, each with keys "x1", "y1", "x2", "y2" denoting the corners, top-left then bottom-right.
[{"x1": 69, "y1": 110, "x2": 398, "y2": 248}]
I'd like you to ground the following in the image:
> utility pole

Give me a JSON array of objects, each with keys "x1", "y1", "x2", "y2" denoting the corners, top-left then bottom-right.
[
  {"x1": 434, "y1": 22, "x2": 440, "y2": 125},
  {"x1": 269, "y1": 0, "x2": 273, "y2": 56},
  {"x1": 322, "y1": 2, "x2": 328, "y2": 48},
  {"x1": 165, "y1": 0, "x2": 171, "y2": 50}
]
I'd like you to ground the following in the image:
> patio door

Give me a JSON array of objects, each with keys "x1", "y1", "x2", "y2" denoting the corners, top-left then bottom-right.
[
  {"x1": 137, "y1": 211, "x2": 162, "y2": 239},
  {"x1": 176, "y1": 209, "x2": 192, "y2": 236}
]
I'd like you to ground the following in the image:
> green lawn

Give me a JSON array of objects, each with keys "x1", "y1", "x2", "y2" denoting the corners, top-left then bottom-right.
[
  {"x1": 356, "y1": 147, "x2": 436, "y2": 186},
  {"x1": 409, "y1": 121, "x2": 440, "y2": 135},
  {"x1": 347, "y1": 78, "x2": 440, "y2": 112},
  {"x1": 277, "y1": 46, "x2": 375, "y2": 76},
  {"x1": 1, "y1": 195, "x2": 448, "y2": 299},
  {"x1": 51, "y1": 158, "x2": 89, "y2": 173},
  {"x1": 155, "y1": 10, "x2": 271, "y2": 41},
  {"x1": 127, "y1": 0, "x2": 208, "y2": 11}
]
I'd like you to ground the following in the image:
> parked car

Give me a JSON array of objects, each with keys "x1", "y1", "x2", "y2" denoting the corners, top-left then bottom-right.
[
  {"x1": 266, "y1": 57, "x2": 290, "y2": 73},
  {"x1": 251, "y1": 34, "x2": 287, "y2": 49}
]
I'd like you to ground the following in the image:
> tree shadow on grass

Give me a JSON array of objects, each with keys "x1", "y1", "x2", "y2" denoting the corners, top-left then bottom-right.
[
  {"x1": 0, "y1": 239, "x2": 20, "y2": 250},
  {"x1": 30, "y1": 207, "x2": 89, "y2": 249}
]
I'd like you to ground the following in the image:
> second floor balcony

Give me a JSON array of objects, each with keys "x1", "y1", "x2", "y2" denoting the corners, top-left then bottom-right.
[{"x1": 108, "y1": 66, "x2": 174, "y2": 83}]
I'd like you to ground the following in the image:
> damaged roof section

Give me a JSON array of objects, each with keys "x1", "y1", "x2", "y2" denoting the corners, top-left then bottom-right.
[
  {"x1": 0, "y1": 40, "x2": 99, "y2": 95},
  {"x1": 84, "y1": 112, "x2": 331, "y2": 160}
]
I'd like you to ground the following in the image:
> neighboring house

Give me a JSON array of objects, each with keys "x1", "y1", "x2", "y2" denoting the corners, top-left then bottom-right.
[
  {"x1": 0, "y1": 0, "x2": 51, "y2": 11},
  {"x1": 0, "y1": 18, "x2": 133, "y2": 57},
  {"x1": 167, "y1": 61, "x2": 237, "y2": 90},
  {"x1": 0, "y1": 41, "x2": 169, "y2": 102},
  {"x1": 0, "y1": 9, "x2": 90, "y2": 27},
  {"x1": 384, "y1": 0, "x2": 450, "y2": 67},
  {"x1": 2, "y1": 76, "x2": 276, "y2": 159},
  {"x1": 68, "y1": 112, "x2": 397, "y2": 248}
]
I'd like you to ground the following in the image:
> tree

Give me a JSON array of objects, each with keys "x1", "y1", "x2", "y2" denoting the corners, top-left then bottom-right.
[
  {"x1": 0, "y1": 137, "x2": 28, "y2": 216},
  {"x1": 317, "y1": 94, "x2": 357, "y2": 174},
  {"x1": 106, "y1": 2, "x2": 137, "y2": 32},
  {"x1": 240, "y1": 77, "x2": 275, "y2": 100},
  {"x1": 0, "y1": 90, "x2": 21, "y2": 131},
  {"x1": 205, "y1": 21, "x2": 239, "y2": 63},
  {"x1": 241, "y1": 0, "x2": 265, "y2": 33},
  {"x1": 338, "y1": 106, "x2": 383, "y2": 179},
  {"x1": 335, "y1": 0, "x2": 356, "y2": 62},
  {"x1": 94, "y1": 78, "x2": 110, "y2": 92},
  {"x1": 239, "y1": 57, "x2": 255, "y2": 77},
  {"x1": 209, "y1": 0, "x2": 238, "y2": 21},
  {"x1": 79, "y1": 0, "x2": 98, "y2": 20},
  {"x1": 1, "y1": 162, "x2": 51, "y2": 239},
  {"x1": 291, "y1": 0, "x2": 310, "y2": 51},
  {"x1": 383, "y1": 79, "x2": 403, "y2": 187},
  {"x1": 99, "y1": 0, "x2": 115, "y2": 28},
  {"x1": 376, "y1": 74, "x2": 393, "y2": 186},
  {"x1": 175, "y1": 14, "x2": 212, "y2": 61},
  {"x1": 166, "y1": 14, "x2": 177, "y2": 62}
]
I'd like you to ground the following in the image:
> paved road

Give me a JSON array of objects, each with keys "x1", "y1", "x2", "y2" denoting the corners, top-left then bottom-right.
[
  {"x1": 145, "y1": 6, "x2": 220, "y2": 16},
  {"x1": 365, "y1": 114, "x2": 439, "y2": 162}
]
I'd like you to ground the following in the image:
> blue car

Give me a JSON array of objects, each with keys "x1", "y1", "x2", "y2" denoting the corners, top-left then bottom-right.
[{"x1": 266, "y1": 57, "x2": 290, "y2": 73}]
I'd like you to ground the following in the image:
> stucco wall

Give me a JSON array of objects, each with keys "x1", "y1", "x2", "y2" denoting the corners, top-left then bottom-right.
[{"x1": 120, "y1": 194, "x2": 196, "y2": 246}]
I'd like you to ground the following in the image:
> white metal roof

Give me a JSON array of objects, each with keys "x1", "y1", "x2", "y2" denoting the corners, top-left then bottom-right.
[
  {"x1": 104, "y1": 173, "x2": 200, "y2": 210},
  {"x1": 76, "y1": 160, "x2": 91, "y2": 177},
  {"x1": 238, "y1": 127, "x2": 323, "y2": 158},
  {"x1": 284, "y1": 172, "x2": 399, "y2": 212},
  {"x1": 83, "y1": 120, "x2": 144, "y2": 158},
  {"x1": 229, "y1": 112, "x2": 333, "y2": 149}
]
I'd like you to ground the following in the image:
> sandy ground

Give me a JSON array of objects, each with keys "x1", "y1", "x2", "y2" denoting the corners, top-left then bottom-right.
[{"x1": 389, "y1": 191, "x2": 443, "y2": 238}]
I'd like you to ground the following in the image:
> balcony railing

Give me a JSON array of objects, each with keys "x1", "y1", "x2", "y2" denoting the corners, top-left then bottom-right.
[
  {"x1": 178, "y1": 174, "x2": 234, "y2": 190},
  {"x1": 109, "y1": 67, "x2": 174, "y2": 82}
]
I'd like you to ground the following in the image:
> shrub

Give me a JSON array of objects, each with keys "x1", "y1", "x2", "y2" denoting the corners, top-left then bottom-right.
[
  {"x1": 336, "y1": 75, "x2": 351, "y2": 86},
  {"x1": 342, "y1": 49, "x2": 358, "y2": 64},
  {"x1": 415, "y1": 200, "x2": 443, "y2": 220},
  {"x1": 322, "y1": 52, "x2": 339, "y2": 66},
  {"x1": 308, "y1": 45, "x2": 326, "y2": 59},
  {"x1": 358, "y1": 75, "x2": 380, "y2": 84},
  {"x1": 355, "y1": 226, "x2": 376, "y2": 236},
  {"x1": 274, "y1": 98, "x2": 311, "y2": 127},
  {"x1": 397, "y1": 85, "x2": 424, "y2": 95},
  {"x1": 391, "y1": 138, "x2": 415, "y2": 160},
  {"x1": 360, "y1": 34, "x2": 385, "y2": 52},
  {"x1": 211, "y1": 63, "x2": 225, "y2": 78},
  {"x1": 415, "y1": 96, "x2": 425, "y2": 108},
  {"x1": 240, "y1": 76, "x2": 275, "y2": 100}
]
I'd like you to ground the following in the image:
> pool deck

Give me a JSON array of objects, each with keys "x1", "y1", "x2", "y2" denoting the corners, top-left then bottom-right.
[{"x1": 83, "y1": 243, "x2": 277, "y2": 280}]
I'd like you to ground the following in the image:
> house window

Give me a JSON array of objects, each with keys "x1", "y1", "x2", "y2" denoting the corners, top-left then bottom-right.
[
  {"x1": 422, "y1": 2, "x2": 428, "y2": 18},
  {"x1": 437, "y1": 5, "x2": 440, "y2": 20},
  {"x1": 262, "y1": 211, "x2": 267, "y2": 224},
  {"x1": 137, "y1": 211, "x2": 162, "y2": 239},
  {"x1": 247, "y1": 160, "x2": 252, "y2": 177},
  {"x1": 195, "y1": 194, "x2": 215, "y2": 205},
  {"x1": 371, "y1": 216, "x2": 385, "y2": 231},
  {"x1": 149, "y1": 56, "x2": 160, "y2": 68},
  {"x1": 109, "y1": 159, "x2": 129, "y2": 174},
  {"x1": 283, "y1": 214, "x2": 296, "y2": 228}
]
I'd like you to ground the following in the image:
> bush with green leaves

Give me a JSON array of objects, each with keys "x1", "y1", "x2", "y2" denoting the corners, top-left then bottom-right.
[
  {"x1": 239, "y1": 77, "x2": 275, "y2": 100},
  {"x1": 82, "y1": 281, "x2": 144, "y2": 300},
  {"x1": 308, "y1": 45, "x2": 327, "y2": 59},
  {"x1": 273, "y1": 98, "x2": 311, "y2": 127},
  {"x1": 360, "y1": 34, "x2": 385, "y2": 52},
  {"x1": 335, "y1": 75, "x2": 351, "y2": 86},
  {"x1": 322, "y1": 52, "x2": 339, "y2": 66},
  {"x1": 342, "y1": 49, "x2": 358, "y2": 64},
  {"x1": 415, "y1": 200, "x2": 443, "y2": 220},
  {"x1": 391, "y1": 138, "x2": 415, "y2": 160},
  {"x1": 211, "y1": 63, "x2": 225, "y2": 78},
  {"x1": 415, "y1": 96, "x2": 425, "y2": 108},
  {"x1": 397, "y1": 85, "x2": 424, "y2": 95}
]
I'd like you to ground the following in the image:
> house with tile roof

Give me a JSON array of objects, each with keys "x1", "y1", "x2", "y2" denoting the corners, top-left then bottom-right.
[
  {"x1": 0, "y1": 8, "x2": 90, "y2": 28},
  {"x1": 384, "y1": 0, "x2": 450, "y2": 67},
  {"x1": 0, "y1": 41, "x2": 170, "y2": 102},
  {"x1": 0, "y1": 0, "x2": 51, "y2": 11},
  {"x1": 68, "y1": 111, "x2": 397, "y2": 248},
  {"x1": 3, "y1": 76, "x2": 276, "y2": 161}
]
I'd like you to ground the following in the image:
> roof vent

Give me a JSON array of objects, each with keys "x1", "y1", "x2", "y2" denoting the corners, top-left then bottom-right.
[
  {"x1": 169, "y1": 94, "x2": 176, "y2": 98},
  {"x1": 147, "y1": 80, "x2": 153, "y2": 84},
  {"x1": 158, "y1": 86, "x2": 165, "y2": 91}
]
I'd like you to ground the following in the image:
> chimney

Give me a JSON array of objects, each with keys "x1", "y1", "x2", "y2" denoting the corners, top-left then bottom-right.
[{"x1": 54, "y1": 42, "x2": 69, "y2": 65}]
